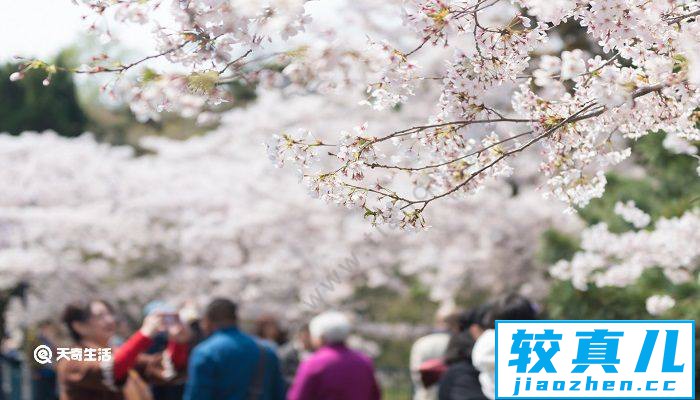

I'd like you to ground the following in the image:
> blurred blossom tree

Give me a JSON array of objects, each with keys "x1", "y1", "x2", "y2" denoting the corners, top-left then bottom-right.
[
  {"x1": 0, "y1": 52, "x2": 87, "y2": 137},
  {"x1": 0, "y1": 91, "x2": 567, "y2": 340}
]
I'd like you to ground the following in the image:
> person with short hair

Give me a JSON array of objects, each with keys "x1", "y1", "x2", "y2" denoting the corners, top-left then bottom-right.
[
  {"x1": 287, "y1": 311, "x2": 381, "y2": 400},
  {"x1": 438, "y1": 306, "x2": 492, "y2": 400},
  {"x1": 183, "y1": 298, "x2": 286, "y2": 400},
  {"x1": 472, "y1": 294, "x2": 537, "y2": 399},
  {"x1": 255, "y1": 315, "x2": 288, "y2": 349},
  {"x1": 57, "y1": 299, "x2": 190, "y2": 400}
]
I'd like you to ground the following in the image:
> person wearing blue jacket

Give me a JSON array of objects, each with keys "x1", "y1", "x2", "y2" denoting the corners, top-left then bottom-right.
[{"x1": 184, "y1": 298, "x2": 286, "y2": 400}]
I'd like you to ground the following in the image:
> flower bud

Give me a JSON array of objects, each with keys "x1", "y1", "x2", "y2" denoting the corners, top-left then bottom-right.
[{"x1": 9, "y1": 72, "x2": 23, "y2": 82}]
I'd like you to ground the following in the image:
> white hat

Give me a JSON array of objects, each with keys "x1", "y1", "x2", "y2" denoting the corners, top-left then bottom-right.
[{"x1": 309, "y1": 311, "x2": 351, "y2": 344}]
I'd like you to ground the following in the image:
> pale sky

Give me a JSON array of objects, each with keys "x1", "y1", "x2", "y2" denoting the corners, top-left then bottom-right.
[{"x1": 0, "y1": 0, "x2": 154, "y2": 62}]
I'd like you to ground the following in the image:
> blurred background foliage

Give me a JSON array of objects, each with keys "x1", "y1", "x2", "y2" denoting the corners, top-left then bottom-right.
[{"x1": 0, "y1": 52, "x2": 86, "y2": 137}]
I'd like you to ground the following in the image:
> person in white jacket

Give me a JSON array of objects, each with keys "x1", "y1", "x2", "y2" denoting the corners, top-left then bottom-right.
[
  {"x1": 471, "y1": 329, "x2": 497, "y2": 399},
  {"x1": 410, "y1": 308, "x2": 461, "y2": 400},
  {"x1": 471, "y1": 294, "x2": 538, "y2": 400}
]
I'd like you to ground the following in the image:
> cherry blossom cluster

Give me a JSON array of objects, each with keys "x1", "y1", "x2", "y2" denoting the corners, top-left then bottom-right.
[
  {"x1": 12, "y1": 0, "x2": 313, "y2": 121},
  {"x1": 645, "y1": 294, "x2": 676, "y2": 316},
  {"x1": 72, "y1": 0, "x2": 310, "y2": 54},
  {"x1": 550, "y1": 204, "x2": 700, "y2": 313},
  {"x1": 614, "y1": 201, "x2": 652, "y2": 229},
  {"x1": 264, "y1": 0, "x2": 700, "y2": 227}
]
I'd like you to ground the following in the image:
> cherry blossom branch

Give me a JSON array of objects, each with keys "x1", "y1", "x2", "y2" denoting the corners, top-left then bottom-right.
[
  {"x1": 324, "y1": 105, "x2": 596, "y2": 209},
  {"x1": 665, "y1": 9, "x2": 700, "y2": 24},
  {"x1": 410, "y1": 83, "x2": 669, "y2": 206},
  {"x1": 219, "y1": 49, "x2": 253, "y2": 74},
  {"x1": 73, "y1": 41, "x2": 192, "y2": 74},
  {"x1": 328, "y1": 79, "x2": 671, "y2": 220},
  {"x1": 407, "y1": 102, "x2": 600, "y2": 208},
  {"x1": 365, "y1": 116, "x2": 535, "y2": 146},
  {"x1": 366, "y1": 130, "x2": 533, "y2": 171}
]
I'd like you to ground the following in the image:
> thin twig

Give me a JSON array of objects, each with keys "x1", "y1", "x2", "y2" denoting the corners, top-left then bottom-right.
[{"x1": 665, "y1": 9, "x2": 700, "y2": 24}]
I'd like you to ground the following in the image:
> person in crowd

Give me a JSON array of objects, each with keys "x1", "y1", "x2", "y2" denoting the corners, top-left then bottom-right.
[
  {"x1": 255, "y1": 314, "x2": 288, "y2": 350},
  {"x1": 1, "y1": 334, "x2": 23, "y2": 400},
  {"x1": 143, "y1": 302, "x2": 188, "y2": 400},
  {"x1": 409, "y1": 308, "x2": 461, "y2": 400},
  {"x1": 58, "y1": 299, "x2": 190, "y2": 400},
  {"x1": 178, "y1": 300, "x2": 205, "y2": 347},
  {"x1": 184, "y1": 298, "x2": 286, "y2": 400},
  {"x1": 438, "y1": 306, "x2": 491, "y2": 400},
  {"x1": 27, "y1": 320, "x2": 60, "y2": 400},
  {"x1": 471, "y1": 294, "x2": 537, "y2": 400},
  {"x1": 458, "y1": 304, "x2": 490, "y2": 342},
  {"x1": 110, "y1": 318, "x2": 132, "y2": 348},
  {"x1": 278, "y1": 324, "x2": 313, "y2": 386},
  {"x1": 287, "y1": 311, "x2": 381, "y2": 400}
]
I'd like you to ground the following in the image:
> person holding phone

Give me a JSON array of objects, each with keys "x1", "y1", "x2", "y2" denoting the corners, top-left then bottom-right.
[
  {"x1": 58, "y1": 300, "x2": 190, "y2": 400},
  {"x1": 144, "y1": 305, "x2": 190, "y2": 400}
]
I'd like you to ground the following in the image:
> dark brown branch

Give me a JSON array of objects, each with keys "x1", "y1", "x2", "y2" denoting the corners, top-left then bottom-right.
[
  {"x1": 366, "y1": 130, "x2": 533, "y2": 171},
  {"x1": 665, "y1": 9, "x2": 700, "y2": 24},
  {"x1": 219, "y1": 49, "x2": 253, "y2": 74},
  {"x1": 72, "y1": 41, "x2": 191, "y2": 74},
  {"x1": 412, "y1": 102, "x2": 598, "y2": 207},
  {"x1": 344, "y1": 80, "x2": 669, "y2": 213}
]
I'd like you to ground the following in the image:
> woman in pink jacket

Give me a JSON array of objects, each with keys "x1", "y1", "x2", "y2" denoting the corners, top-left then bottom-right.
[{"x1": 287, "y1": 311, "x2": 381, "y2": 400}]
